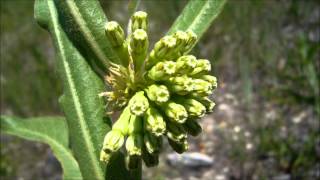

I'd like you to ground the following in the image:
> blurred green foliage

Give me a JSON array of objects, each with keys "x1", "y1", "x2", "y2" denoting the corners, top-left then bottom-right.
[
  {"x1": 1, "y1": 0, "x2": 319, "y2": 179},
  {"x1": 0, "y1": 0, "x2": 62, "y2": 117}
]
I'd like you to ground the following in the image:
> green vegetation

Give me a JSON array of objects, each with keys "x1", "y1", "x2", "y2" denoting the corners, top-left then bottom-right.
[{"x1": 1, "y1": 0, "x2": 319, "y2": 179}]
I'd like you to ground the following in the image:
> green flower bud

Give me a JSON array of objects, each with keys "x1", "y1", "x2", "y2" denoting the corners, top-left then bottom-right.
[
  {"x1": 131, "y1": 11, "x2": 148, "y2": 32},
  {"x1": 192, "y1": 79, "x2": 213, "y2": 96},
  {"x1": 147, "y1": 61, "x2": 176, "y2": 81},
  {"x1": 174, "y1": 30, "x2": 189, "y2": 49},
  {"x1": 100, "y1": 149, "x2": 112, "y2": 163},
  {"x1": 183, "y1": 119, "x2": 202, "y2": 136},
  {"x1": 128, "y1": 115, "x2": 143, "y2": 135},
  {"x1": 200, "y1": 75, "x2": 218, "y2": 89},
  {"x1": 190, "y1": 59, "x2": 211, "y2": 76},
  {"x1": 144, "y1": 132, "x2": 163, "y2": 154},
  {"x1": 145, "y1": 84, "x2": 170, "y2": 104},
  {"x1": 112, "y1": 106, "x2": 131, "y2": 135},
  {"x1": 161, "y1": 101, "x2": 188, "y2": 123},
  {"x1": 129, "y1": 91, "x2": 149, "y2": 116},
  {"x1": 166, "y1": 122, "x2": 187, "y2": 142},
  {"x1": 153, "y1": 35, "x2": 177, "y2": 58},
  {"x1": 147, "y1": 36, "x2": 177, "y2": 68},
  {"x1": 191, "y1": 96, "x2": 216, "y2": 113},
  {"x1": 131, "y1": 29, "x2": 148, "y2": 53},
  {"x1": 144, "y1": 107, "x2": 166, "y2": 136},
  {"x1": 142, "y1": 149, "x2": 159, "y2": 167},
  {"x1": 130, "y1": 29, "x2": 149, "y2": 72},
  {"x1": 176, "y1": 55, "x2": 197, "y2": 74},
  {"x1": 125, "y1": 134, "x2": 143, "y2": 169},
  {"x1": 102, "y1": 130, "x2": 125, "y2": 153},
  {"x1": 183, "y1": 30, "x2": 197, "y2": 54},
  {"x1": 126, "y1": 134, "x2": 143, "y2": 156},
  {"x1": 165, "y1": 76, "x2": 194, "y2": 95},
  {"x1": 105, "y1": 21, "x2": 130, "y2": 66},
  {"x1": 105, "y1": 21, "x2": 125, "y2": 47},
  {"x1": 174, "y1": 98, "x2": 206, "y2": 118},
  {"x1": 168, "y1": 138, "x2": 189, "y2": 154}
]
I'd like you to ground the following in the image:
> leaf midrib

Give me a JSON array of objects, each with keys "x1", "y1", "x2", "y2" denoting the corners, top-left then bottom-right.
[
  {"x1": 65, "y1": 0, "x2": 109, "y2": 67},
  {"x1": 47, "y1": 0, "x2": 104, "y2": 179},
  {"x1": 188, "y1": 0, "x2": 210, "y2": 33}
]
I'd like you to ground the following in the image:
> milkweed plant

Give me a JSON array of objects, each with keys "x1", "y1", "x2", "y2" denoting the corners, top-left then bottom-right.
[
  {"x1": 1, "y1": 0, "x2": 226, "y2": 179},
  {"x1": 99, "y1": 11, "x2": 217, "y2": 169}
]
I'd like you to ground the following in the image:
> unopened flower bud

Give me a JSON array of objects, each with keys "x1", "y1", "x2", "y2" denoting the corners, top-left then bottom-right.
[
  {"x1": 145, "y1": 84, "x2": 170, "y2": 104},
  {"x1": 100, "y1": 149, "x2": 112, "y2": 163},
  {"x1": 131, "y1": 11, "x2": 148, "y2": 32},
  {"x1": 168, "y1": 138, "x2": 189, "y2": 154},
  {"x1": 174, "y1": 98, "x2": 206, "y2": 118},
  {"x1": 105, "y1": 21, "x2": 130, "y2": 66},
  {"x1": 153, "y1": 35, "x2": 177, "y2": 58},
  {"x1": 183, "y1": 30, "x2": 197, "y2": 53},
  {"x1": 144, "y1": 107, "x2": 166, "y2": 136},
  {"x1": 183, "y1": 119, "x2": 202, "y2": 136},
  {"x1": 128, "y1": 115, "x2": 143, "y2": 135},
  {"x1": 131, "y1": 29, "x2": 149, "y2": 72},
  {"x1": 191, "y1": 96, "x2": 215, "y2": 113},
  {"x1": 147, "y1": 36, "x2": 177, "y2": 68},
  {"x1": 200, "y1": 75, "x2": 218, "y2": 88},
  {"x1": 142, "y1": 149, "x2": 159, "y2": 167},
  {"x1": 102, "y1": 130, "x2": 125, "y2": 153},
  {"x1": 174, "y1": 30, "x2": 189, "y2": 49},
  {"x1": 192, "y1": 79, "x2": 213, "y2": 96},
  {"x1": 148, "y1": 61, "x2": 176, "y2": 80},
  {"x1": 112, "y1": 106, "x2": 131, "y2": 135},
  {"x1": 129, "y1": 91, "x2": 149, "y2": 116},
  {"x1": 161, "y1": 101, "x2": 188, "y2": 123},
  {"x1": 126, "y1": 134, "x2": 143, "y2": 156},
  {"x1": 165, "y1": 76, "x2": 193, "y2": 95},
  {"x1": 105, "y1": 21, "x2": 125, "y2": 47},
  {"x1": 176, "y1": 55, "x2": 197, "y2": 74},
  {"x1": 125, "y1": 134, "x2": 143, "y2": 169},
  {"x1": 190, "y1": 59, "x2": 211, "y2": 76},
  {"x1": 144, "y1": 132, "x2": 163, "y2": 154},
  {"x1": 131, "y1": 29, "x2": 148, "y2": 54},
  {"x1": 166, "y1": 122, "x2": 187, "y2": 142}
]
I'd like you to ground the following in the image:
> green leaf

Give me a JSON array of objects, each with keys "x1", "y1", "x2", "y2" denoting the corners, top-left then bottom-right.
[
  {"x1": 167, "y1": 0, "x2": 227, "y2": 41},
  {"x1": 0, "y1": 116, "x2": 82, "y2": 180},
  {"x1": 53, "y1": 0, "x2": 121, "y2": 74},
  {"x1": 34, "y1": 0, "x2": 109, "y2": 179},
  {"x1": 34, "y1": 0, "x2": 138, "y2": 179}
]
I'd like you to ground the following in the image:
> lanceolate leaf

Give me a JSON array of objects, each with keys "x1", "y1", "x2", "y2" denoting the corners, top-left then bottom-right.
[
  {"x1": 53, "y1": 0, "x2": 121, "y2": 74},
  {"x1": 0, "y1": 116, "x2": 82, "y2": 180},
  {"x1": 34, "y1": 0, "x2": 108, "y2": 179},
  {"x1": 167, "y1": 0, "x2": 227, "y2": 41}
]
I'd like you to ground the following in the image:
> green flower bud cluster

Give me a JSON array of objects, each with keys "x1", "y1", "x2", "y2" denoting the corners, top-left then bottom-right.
[{"x1": 100, "y1": 11, "x2": 217, "y2": 169}]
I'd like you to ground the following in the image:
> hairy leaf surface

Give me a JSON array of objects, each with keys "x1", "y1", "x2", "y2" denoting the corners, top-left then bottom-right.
[
  {"x1": 54, "y1": 0, "x2": 121, "y2": 74},
  {"x1": 35, "y1": 0, "x2": 108, "y2": 179}
]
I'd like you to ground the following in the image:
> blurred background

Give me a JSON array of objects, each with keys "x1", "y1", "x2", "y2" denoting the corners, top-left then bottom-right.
[{"x1": 1, "y1": 0, "x2": 319, "y2": 179}]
